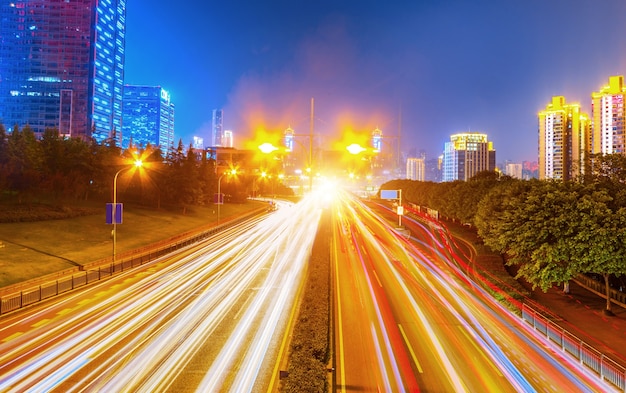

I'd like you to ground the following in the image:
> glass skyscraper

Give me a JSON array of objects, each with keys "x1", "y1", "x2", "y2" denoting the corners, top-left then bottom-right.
[
  {"x1": 122, "y1": 85, "x2": 175, "y2": 151},
  {"x1": 0, "y1": 0, "x2": 126, "y2": 143},
  {"x1": 212, "y1": 109, "x2": 223, "y2": 146}
]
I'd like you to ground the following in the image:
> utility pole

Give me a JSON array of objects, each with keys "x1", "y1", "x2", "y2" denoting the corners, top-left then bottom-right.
[{"x1": 309, "y1": 97, "x2": 314, "y2": 191}]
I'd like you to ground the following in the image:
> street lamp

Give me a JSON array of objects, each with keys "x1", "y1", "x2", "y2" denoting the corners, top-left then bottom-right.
[
  {"x1": 217, "y1": 169, "x2": 237, "y2": 225},
  {"x1": 112, "y1": 159, "x2": 143, "y2": 264},
  {"x1": 258, "y1": 143, "x2": 280, "y2": 199}
]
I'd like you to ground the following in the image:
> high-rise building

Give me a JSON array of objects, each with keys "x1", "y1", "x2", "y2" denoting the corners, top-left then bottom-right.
[
  {"x1": 406, "y1": 157, "x2": 425, "y2": 181},
  {"x1": 192, "y1": 136, "x2": 204, "y2": 149},
  {"x1": 222, "y1": 130, "x2": 234, "y2": 148},
  {"x1": 591, "y1": 75, "x2": 626, "y2": 155},
  {"x1": 538, "y1": 96, "x2": 590, "y2": 180},
  {"x1": 212, "y1": 109, "x2": 224, "y2": 146},
  {"x1": 122, "y1": 85, "x2": 175, "y2": 150},
  {"x1": 505, "y1": 162, "x2": 523, "y2": 179},
  {"x1": 0, "y1": 1, "x2": 126, "y2": 143},
  {"x1": 442, "y1": 132, "x2": 496, "y2": 182}
]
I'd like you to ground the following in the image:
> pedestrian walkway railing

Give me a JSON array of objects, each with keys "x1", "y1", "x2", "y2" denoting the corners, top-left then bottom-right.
[
  {"x1": 0, "y1": 208, "x2": 266, "y2": 316},
  {"x1": 575, "y1": 275, "x2": 626, "y2": 310},
  {"x1": 522, "y1": 303, "x2": 626, "y2": 392}
]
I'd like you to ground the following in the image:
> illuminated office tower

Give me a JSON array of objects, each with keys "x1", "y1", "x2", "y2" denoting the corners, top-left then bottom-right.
[
  {"x1": 442, "y1": 132, "x2": 496, "y2": 182},
  {"x1": 0, "y1": 0, "x2": 126, "y2": 142},
  {"x1": 538, "y1": 96, "x2": 590, "y2": 180},
  {"x1": 192, "y1": 136, "x2": 204, "y2": 149},
  {"x1": 212, "y1": 109, "x2": 224, "y2": 146},
  {"x1": 371, "y1": 127, "x2": 383, "y2": 152},
  {"x1": 591, "y1": 75, "x2": 626, "y2": 155},
  {"x1": 222, "y1": 130, "x2": 233, "y2": 148},
  {"x1": 122, "y1": 86, "x2": 175, "y2": 151},
  {"x1": 406, "y1": 157, "x2": 425, "y2": 181}
]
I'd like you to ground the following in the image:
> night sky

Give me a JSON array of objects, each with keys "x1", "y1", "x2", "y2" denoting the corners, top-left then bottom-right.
[{"x1": 124, "y1": 0, "x2": 626, "y2": 163}]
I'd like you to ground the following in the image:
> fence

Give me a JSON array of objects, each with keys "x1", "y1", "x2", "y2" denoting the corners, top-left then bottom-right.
[
  {"x1": 575, "y1": 275, "x2": 626, "y2": 309},
  {"x1": 522, "y1": 303, "x2": 626, "y2": 392},
  {"x1": 0, "y1": 208, "x2": 265, "y2": 315}
]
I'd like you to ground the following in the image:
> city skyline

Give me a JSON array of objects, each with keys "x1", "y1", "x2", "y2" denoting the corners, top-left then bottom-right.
[{"x1": 124, "y1": 0, "x2": 626, "y2": 163}]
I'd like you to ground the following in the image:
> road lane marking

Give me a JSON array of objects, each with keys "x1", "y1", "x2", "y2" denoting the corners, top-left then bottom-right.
[
  {"x1": 57, "y1": 307, "x2": 76, "y2": 316},
  {"x1": 2, "y1": 332, "x2": 23, "y2": 342},
  {"x1": 32, "y1": 318, "x2": 50, "y2": 328},
  {"x1": 398, "y1": 323, "x2": 423, "y2": 373},
  {"x1": 372, "y1": 269, "x2": 383, "y2": 288}
]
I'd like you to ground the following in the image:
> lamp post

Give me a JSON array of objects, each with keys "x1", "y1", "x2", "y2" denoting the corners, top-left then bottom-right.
[
  {"x1": 258, "y1": 143, "x2": 280, "y2": 199},
  {"x1": 112, "y1": 159, "x2": 143, "y2": 264},
  {"x1": 217, "y1": 169, "x2": 236, "y2": 225}
]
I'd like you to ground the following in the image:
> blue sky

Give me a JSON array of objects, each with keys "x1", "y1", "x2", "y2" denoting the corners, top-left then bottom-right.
[{"x1": 124, "y1": 0, "x2": 626, "y2": 163}]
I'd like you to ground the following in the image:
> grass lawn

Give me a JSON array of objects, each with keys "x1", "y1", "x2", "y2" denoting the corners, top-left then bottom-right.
[{"x1": 0, "y1": 201, "x2": 263, "y2": 288}]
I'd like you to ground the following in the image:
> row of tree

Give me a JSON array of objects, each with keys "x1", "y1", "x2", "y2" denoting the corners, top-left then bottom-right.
[
  {"x1": 0, "y1": 124, "x2": 289, "y2": 212},
  {"x1": 383, "y1": 157, "x2": 626, "y2": 314}
]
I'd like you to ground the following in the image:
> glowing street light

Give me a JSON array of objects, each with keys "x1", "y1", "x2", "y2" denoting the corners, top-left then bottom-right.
[
  {"x1": 112, "y1": 159, "x2": 143, "y2": 264},
  {"x1": 258, "y1": 142, "x2": 279, "y2": 154},
  {"x1": 346, "y1": 143, "x2": 366, "y2": 155}
]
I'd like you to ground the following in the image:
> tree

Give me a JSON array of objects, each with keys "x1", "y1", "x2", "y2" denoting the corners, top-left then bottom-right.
[
  {"x1": 573, "y1": 189, "x2": 626, "y2": 314},
  {"x1": 477, "y1": 181, "x2": 584, "y2": 293},
  {"x1": 6, "y1": 125, "x2": 43, "y2": 202}
]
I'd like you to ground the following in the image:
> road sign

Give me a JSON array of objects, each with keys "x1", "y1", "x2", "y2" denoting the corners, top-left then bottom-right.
[
  {"x1": 106, "y1": 203, "x2": 123, "y2": 224},
  {"x1": 214, "y1": 193, "x2": 224, "y2": 204},
  {"x1": 380, "y1": 190, "x2": 399, "y2": 199}
]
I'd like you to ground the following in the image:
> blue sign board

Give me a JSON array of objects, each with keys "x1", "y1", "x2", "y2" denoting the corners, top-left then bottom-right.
[
  {"x1": 380, "y1": 190, "x2": 399, "y2": 200},
  {"x1": 214, "y1": 193, "x2": 224, "y2": 204},
  {"x1": 106, "y1": 203, "x2": 123, "y2": 224}
]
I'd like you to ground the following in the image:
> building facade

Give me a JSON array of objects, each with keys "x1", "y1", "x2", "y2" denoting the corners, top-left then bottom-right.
[
  {"x1": 538, "y1": 96, "x2": 590, "y2": 180},
  {"x1": 591, "y1": 75, "x2": 626, "y2": 155},
  {"x1": 212, "y1": 109, "x2": 224, "y2": 146},
  {"x1": 0, "y1": 0, "x2": 126, "y2": 143},
  {"x1": 442, "y1": 132, "x2": 496, "y2": 181},
  {"x1": 122, "y1": 85, "x2": 175, "y2": 150},
  {"x1": 406, "y1": 157, "x2": 425, "y2": 181},
  {"x1": 222, "y1": 130, "x2": 233, "y2": 148},
  {"x1": 504, "y1": 162, "x2": 523, "y2": 179}
]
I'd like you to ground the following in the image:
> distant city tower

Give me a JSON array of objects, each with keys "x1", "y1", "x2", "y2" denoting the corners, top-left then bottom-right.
[
  {"x1": 372, "y1": 128, "x2": 383, "y2": 152},
  {"x1": 212, "y1": 109, "x2": 224, "y2": 146}
]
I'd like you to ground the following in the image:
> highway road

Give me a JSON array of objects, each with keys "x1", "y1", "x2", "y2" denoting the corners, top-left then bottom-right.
[
  {"x1": 331, "y1": 190, "x2": 612, "y2": 392},
  {"x1": 0, "y1": 197, "x2": 323, "y2": 392}
]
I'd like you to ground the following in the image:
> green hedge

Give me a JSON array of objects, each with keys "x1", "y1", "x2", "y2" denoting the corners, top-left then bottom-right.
[{"x1": 281, "y1": 209, "x2": 331, "y2": 393}]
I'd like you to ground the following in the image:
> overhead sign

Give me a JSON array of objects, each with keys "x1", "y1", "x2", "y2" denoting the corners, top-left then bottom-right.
[{"x1": 380, "y1": 190, "x2": 399, "y2": 200}]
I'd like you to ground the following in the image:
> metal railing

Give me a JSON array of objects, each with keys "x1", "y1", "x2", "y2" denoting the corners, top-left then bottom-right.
[{"x1": 522, "y1": 303, "x2": 626, "y2": 391}]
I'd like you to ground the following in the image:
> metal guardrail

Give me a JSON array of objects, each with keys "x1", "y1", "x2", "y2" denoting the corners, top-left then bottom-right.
[
  {"x1": 0, "y1": 208, "x2": 266, "y2": 316},
  {"x1": 522, "y1": 303, "x2": 626, "y2": 392}
]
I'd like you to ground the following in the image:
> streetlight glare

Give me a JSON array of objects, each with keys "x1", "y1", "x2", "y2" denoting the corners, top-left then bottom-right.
[
  {"x1": 258, "y1": 142, "x2": 278, "y2": 154},
  {"x1": 346, "y1": 143, "x2": 366, "y2": 155}
]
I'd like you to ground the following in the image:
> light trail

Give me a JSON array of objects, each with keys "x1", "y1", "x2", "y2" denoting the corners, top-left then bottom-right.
[
  {"x1": 332, "y1": 190, "x2": 613, "y2": 392},
  {"x1": 0, "y1": 197, "x2": 322, "y2": 392}
]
